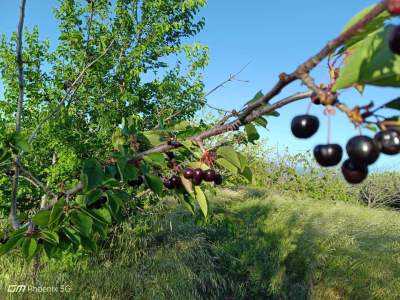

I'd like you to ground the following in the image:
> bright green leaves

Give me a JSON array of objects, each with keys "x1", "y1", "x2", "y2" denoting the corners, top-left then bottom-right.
[
  {"x1": 245, "y1": 123, "x2": 260, "y2": 143},
  {"x1": 194, "y1": 186, "x2": 208, "y2": 218},
  {"x1": 216, "y1": 146, "x2": 252, "y2": 182},
  {"x1": 81, "y1": 159, "x2": 104, "y2": 192},
  {"x1": 217, "y1": 146, "x2": 241, "y2": 168},
  {"x1": 339, "y1": 4, "x2": 392, "y2": 53},
  {"x1": 333, "y1": 26, "x2": 400, "y2": 91}
]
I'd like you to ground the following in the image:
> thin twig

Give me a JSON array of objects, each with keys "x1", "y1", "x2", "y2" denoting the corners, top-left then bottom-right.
[
  {"x1": 10, "y1": 0, "x2": 27, "y2": 230},
  {"x1": 18, "y1": 162, "x2": 57, "y2": 198},
  {"x1": 158, "y1": 63, "x2": 251, "y2": 127}
]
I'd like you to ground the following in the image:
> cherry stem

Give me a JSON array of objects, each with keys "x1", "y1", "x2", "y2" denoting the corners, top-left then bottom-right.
[
  {"x1": 358, "y1": 126, "x2": 363, "y2": 136},
  {"x1": 305, "y1": 101, "x2": 313, "y2": 115},
  {"x1": 327, "y1": 114, "x2": 332, "y2": 144}
]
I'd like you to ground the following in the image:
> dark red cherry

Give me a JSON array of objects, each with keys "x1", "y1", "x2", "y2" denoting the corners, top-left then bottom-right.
[
  {"x1": 203, "y1": 169, "x2": 216, "y2": 182},
  {"x1": 88, "y1": 196, "x2": 107, "y2": 209},
  {"x1": 165, "y1": 152, "x2": 175, "y2": 159},
  {"x1": 170, "y1": 175, "x2": 182, "y2": 188},
  {"x1": 374, "y1": 129, "x2": 400, "y2": 155},
  {"x1": 193, "y1": 168, "x2": 204, "y2": 179},
  {"x1": 310, "y1": 92, "x2": 321, "y2": 105},
  {"x1": 214, "y1": 174, "x2": 223, "y2": 185},
  {"x1": 346, "y1": 135, "x2": 380, "y2": 166},
  {"x1": 164, "y1": 179, "x2": 175, "y2": 189},
  {"x1": 389, "y1": 25, "x2": 400, "y2": 55},
  {"x1": 192, "y1": 174, "x2": 203, "y2": 186},
  {"x1": 313, "y1": 144, "x2": 343, "y2": 167},
  {"x1": 341, "y1": 159, "x2": 368, "y2": 184},
  {"x1": 291, "y1": 115, "x2": 319, "y2": 139},
  {"x1": 183, "y1": 168, "x2": 194, "y2": 179}
]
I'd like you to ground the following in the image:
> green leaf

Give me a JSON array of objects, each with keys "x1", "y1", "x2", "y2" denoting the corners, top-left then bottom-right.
[
  {"x1": 0, "y1": 147, "x2": 11, "y2": 164},
  {"x1": 245, "y1": 123, "x2": 260, "y2": 143},
  {"x1": 81, "y1": 159, "x2": 104, "y2": 192},
  {"x1": 49, "y1": 199, "x2": 65, "y2": 228},
  {"x1": 116, "y1": 157, "x2": 139, "y2": 181},
  {"x1": 93, "y1": 221, "x2": 108, "y2": 240},
  {"x1": 85, "y1": 189, "x2": 103, "y2": 206},
  {"x1": 145, "y1": 174, "x2": 163, "y2": 195},
  {"x1": 339, "y1": 4, "x2": 392, "y2": 52},
  {"x1": 32, "y1": 211, "x2": 50, "y2": 227},
  {"x1": 245, "y1": 90, "x2": 264, "y2": 105},
  {"x1": 217, "y1": 146, "x2": 241, "y2": 168},
  {"x1": 385, "y1": 97, "x2": 400, "y2": 110},
  {"x1": 70, "y1": 210, "x2": 93, "y2": 237},
  {"x1": 216, "y1": 158, "x2": 238, "y2": 174},
  {"x1": 180, "y1": 174, "x2": 194, "y2": 195},
  {"x1": 80, "y1": 236, "x2": 97, "y2": 252},
  {"x1": 240, "y1": 166, "x2": 253, "y2": 182},
  {"x1": 254, "y1": 117, "x2": 268, "y2": 128},
  {"x1": 39, "y1": 230, "x2": 59, "y2": 245},
  {"x1": 0, "y1": 232, "x2": 25, "y2": 256},
  {"x1": 22, "y1": 238, "x2": 38, "y2": 260},
  {"x1": 142, "y1": 130, "x2": 169, "y2": 146},
  {"x1": 187, "y1": 161, "x2": 209, "y2": 170},
  {"x1": 91, "y1": 208, "x2": 112, "y2": 224},
  {"x1": 61, "y1": 227, "x2": 81, "y2": 245},
  {"x1": 43, "y1": 242, "x2": 57, "y2": 258},
  {"x1": 144, "y1": 153, "x2": 167, "y2": 168},
  {"x1": 177, "y1": 193, "x2": 195, "y2": 215},
  {"x1": 236, "y1": 152, "x2": 248, "y2": 172},
  {"x1": 334, "y1": 26, "x2": 400, "y2": 91},
  {"x1": 194, "y1": 186, "x2": 208, "y2": 218}
]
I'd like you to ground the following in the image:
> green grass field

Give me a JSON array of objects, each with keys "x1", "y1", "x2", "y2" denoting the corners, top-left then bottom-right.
[{"x1": 1, "y1": 188, "x2": 400, "y2": 299}]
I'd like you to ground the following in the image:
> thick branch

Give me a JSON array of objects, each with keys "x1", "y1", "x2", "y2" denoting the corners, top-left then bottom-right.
[{"x1": 10, "y1": 0, "x2": 27, "y2": 230}]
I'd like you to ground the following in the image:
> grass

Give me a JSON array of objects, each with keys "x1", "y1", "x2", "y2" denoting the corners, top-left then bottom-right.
[{"x1": 1, "y1": 188, "x2": 400, "y2": 299}]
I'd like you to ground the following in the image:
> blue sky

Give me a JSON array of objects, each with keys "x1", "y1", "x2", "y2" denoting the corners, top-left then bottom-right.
[{"x1": 0, "y1": 0, "x2": 399, "y2": 171}]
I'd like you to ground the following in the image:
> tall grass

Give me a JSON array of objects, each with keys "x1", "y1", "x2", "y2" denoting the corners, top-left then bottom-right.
[{"x1": 1, "y1": 188, "x2": 400, "y2": 299}]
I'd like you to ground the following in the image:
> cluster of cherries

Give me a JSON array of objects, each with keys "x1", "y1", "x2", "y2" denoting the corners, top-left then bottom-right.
[
  {"x1": 163, "y1": 168, "x2": 223, "y2": 189},
  {"x1": 291, "y1": 114, "x2": 400, "y2": 184},
  {"x1": 289, "y1": 3, "x2": 400, "y2": 184},
  {"x1": 163, "y1": 151, "x2": 223, "y2": 190}
]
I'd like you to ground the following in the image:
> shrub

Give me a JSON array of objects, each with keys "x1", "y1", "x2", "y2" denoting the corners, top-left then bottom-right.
[{"x1": 358, "y1": 172, "x2": 400, "y2": 209}]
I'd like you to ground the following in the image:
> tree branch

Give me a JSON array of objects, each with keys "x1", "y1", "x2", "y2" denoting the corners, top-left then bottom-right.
[
  {"x1": 18, "y1": 162, "x2": 57, "y2": 199},
  {"x1": 10, "y1": 0, "x2": 27, "y2": 230}
]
